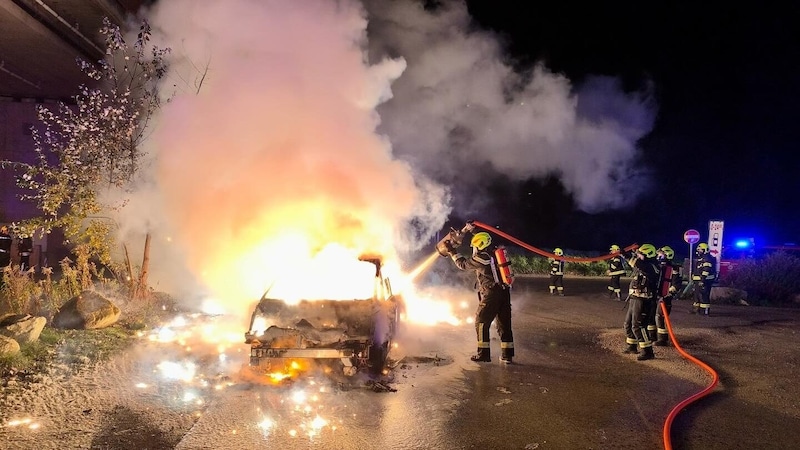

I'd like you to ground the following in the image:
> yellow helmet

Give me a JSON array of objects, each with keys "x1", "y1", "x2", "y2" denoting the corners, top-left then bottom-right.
[
  {"x1": 697, "y1": 242, "x2": 709, "y2": 254},
  {"x1": 554, "y1": 247, "x2": 564, "y2": 256},
  {"x1": 659, "y1": 246, "x2": 674, "y2": 260},
  {"x1": 609, "y1": 244, "x2": 620, "y2": 253},
  {"x1": 638, "y1": 243, "x2": 657, "y2": 258},
  {"x1": 470, "y1": 232, "x2": 492, "y2": 250}
]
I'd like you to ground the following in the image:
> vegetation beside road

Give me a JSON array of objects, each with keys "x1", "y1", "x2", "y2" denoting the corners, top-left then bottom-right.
[{"x1": 508, "y1": 249, "x2": 800, "y2": 307}]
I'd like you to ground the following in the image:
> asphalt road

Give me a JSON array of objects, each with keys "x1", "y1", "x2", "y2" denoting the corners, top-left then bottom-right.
[{"x1": 175, "y1": 276, "x2": 800, "y2": 449}]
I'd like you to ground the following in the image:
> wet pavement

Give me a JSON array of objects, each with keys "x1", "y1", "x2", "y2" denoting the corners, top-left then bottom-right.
[{"x1": 176, "y1": 276, "x2": 800, "y2": 449}]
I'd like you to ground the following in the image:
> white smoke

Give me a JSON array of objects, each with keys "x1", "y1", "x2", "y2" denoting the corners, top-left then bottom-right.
[
  {"x1": 106, "y1": 0, "x2": 656, "y2": 308},
  {"x1": 107, "y1": 0, "x2": 453, "y2": 309},
  {"x1": 365, "y1": 0, "x2": 657, "y2": 212}
]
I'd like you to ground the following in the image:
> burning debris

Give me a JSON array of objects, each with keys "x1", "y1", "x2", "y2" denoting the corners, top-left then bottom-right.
[{"x1": 245, "y1": 257, "x2": 402, "y2": 381}]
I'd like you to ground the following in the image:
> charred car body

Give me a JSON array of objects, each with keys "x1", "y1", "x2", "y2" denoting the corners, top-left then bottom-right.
[{"x1": 245, "y1": 257, "x2": 401, "y2": 377}]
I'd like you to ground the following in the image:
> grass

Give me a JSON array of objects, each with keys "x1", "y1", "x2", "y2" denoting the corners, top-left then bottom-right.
[
  {"x1": 1, "y1": 289, "x2": 183, "y2": 383},
  {"x1": 0, "y1": 325, "x2": 138, "y2": 380}
]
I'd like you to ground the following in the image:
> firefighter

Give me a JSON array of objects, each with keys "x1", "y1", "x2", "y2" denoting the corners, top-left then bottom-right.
[
  {"x1": 18, "y1": 236, "x2": 33, "y2": 272},
  {"x1": 622, "y1": 243, "x2": 659, "y2": 361},
  {"x1": 549, "y1": 248, "x2": 565, "y2": 296},
  {"x1": 444, "y1": 229, "x2": 514, "y2": 364},
  {"x1": 607, "y1": 244, "x2": 626, "y2": 300},
  {"x1": 691, "y1": 242, "x2": 717, "y2": 315},
  {"x1": 653, "y1": 246, "x2": 681, "y2": 346},
  {"x1": 0, "y1": 226, "x2": 11, "y2": 269}
]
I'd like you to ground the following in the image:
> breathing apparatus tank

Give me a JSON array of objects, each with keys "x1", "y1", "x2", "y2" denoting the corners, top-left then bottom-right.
[{"x1": 495, "y1": 245, "x2": 514, "y2": 286}]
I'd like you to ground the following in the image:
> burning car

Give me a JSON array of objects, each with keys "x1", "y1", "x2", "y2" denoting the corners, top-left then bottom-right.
[{"x1": 244, "y1": 256, "x2": 402, "y2": 379}]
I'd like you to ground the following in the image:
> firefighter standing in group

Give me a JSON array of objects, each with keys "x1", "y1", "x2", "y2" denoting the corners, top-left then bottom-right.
[
  {"x1": 652, "y1": 245, "x2": 681, "y2": 346},
  {"x1": 692, "y1": 242, "x2": 717, "y2": 315},
  {"x1": 607, "y1": 244, "x2": 626, "y2": 300},
  {"x1": 443, "y1": 227, "x2": 515, "y2": 364},
  {"x1": 623, "y1": 243, "x2": 660, "y2": 361},
  {"x1": 549, "y1": 248, "x2": 565, "y2": 296}
]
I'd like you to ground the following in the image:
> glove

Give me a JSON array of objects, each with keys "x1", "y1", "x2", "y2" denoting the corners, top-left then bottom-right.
[
  {"x1": 444, "y1": 241, "x2": 458, "y2": 257},
  {"x1": 463, "y1": 221, "x2": 476, "y2": 233},
  {"x1": 668, "y1": 286, "x2": 677, "y2": 294}
]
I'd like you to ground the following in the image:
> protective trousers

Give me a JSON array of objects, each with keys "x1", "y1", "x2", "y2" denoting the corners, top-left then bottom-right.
[
  {"x1": 474, "y1": 286, "x2": 514, "y2": 360},
  {"x1": 624, "y1": 295, "x2": 654, "y2": 350},
  {"x1": 692, "y1": 282, "x2": 712, "y2": 314},
  {"x1": 608, "y1": 275, "x2": 622, "y2": 299},
  {"x1": 655, "y1": 296, "x2": 673, "y2": 343},
  {"x1": 549, "y1": 274, "x2": 564, "y2": 295}
]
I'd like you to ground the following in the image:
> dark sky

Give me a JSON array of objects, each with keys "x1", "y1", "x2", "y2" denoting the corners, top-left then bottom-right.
[{"x1": 460, "y1": 1, "x2": 800, "y2": 254}]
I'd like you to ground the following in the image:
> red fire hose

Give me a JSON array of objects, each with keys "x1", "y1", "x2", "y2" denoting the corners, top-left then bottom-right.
[
  {"x1": 472, "y1": 220, "x2": 639, "y2": 262},
  {"x1": 659, "y1": 301, "x2": 719, "y2": 449},
  {"x1": 472, "y1": 220, "x2": 719, "y2": 449}
]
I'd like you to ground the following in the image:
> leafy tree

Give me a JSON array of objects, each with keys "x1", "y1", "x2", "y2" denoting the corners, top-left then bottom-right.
[{"x1": 1, "y1": 17, "x2": 169, "y2": 299}]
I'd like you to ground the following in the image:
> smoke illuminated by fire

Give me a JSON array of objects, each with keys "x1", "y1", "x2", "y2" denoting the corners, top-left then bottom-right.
[{"x1": 129, "y1": 0, "x2": 452, "y2": 320}]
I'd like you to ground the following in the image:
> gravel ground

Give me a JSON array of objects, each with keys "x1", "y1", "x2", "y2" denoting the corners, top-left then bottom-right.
[{"x1": 2, "y1": 277, "x2": 799, "y2": 449}]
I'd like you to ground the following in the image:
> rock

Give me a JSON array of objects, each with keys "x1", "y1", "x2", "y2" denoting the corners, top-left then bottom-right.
[
  {"x1": 0, "y1": 334, "x2": 20, "y2": 355},
  {"x1": 52, "y1": 290, "x2": 121, "y2": 330},
  {"x1": 711, "y1": 286, "x2": 748, "y2": 303},
  {"x1": 0, "y1": 314, "x2": 47, "y2": 343}
]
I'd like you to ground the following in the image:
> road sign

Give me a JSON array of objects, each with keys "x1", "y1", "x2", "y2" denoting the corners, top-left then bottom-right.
[{"x1": 684, "y1": 229, "x2": 701, "y2": 244}]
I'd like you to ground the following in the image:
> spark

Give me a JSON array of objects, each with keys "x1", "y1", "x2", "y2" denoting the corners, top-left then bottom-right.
[
  {"x1": 4, "y1": 417, "x2": 41, "y2": 430},
  {"x1": 157, "y1": 360, "x2": 196, "y2": 382}
]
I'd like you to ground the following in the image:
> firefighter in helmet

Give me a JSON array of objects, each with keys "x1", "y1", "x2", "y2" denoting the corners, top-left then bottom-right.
[
  {"x1": 623, "y1": 243, "x2": 660, "y2": 361},
  {"x1": 607, "y1": 244, "x2": 626, "y2": 300},
  {"x1": 652, "y1": 245, "x2": 681, "y2": 346},
  {"x1": 444, "y1": 228, "x2": 515, "y2": 364},
  {"x1": 549, "y1": 248, "x2": 565, "y2": 296},
  {"x1": 692, "y1": 242, "x2": 717, "y2": 315}
]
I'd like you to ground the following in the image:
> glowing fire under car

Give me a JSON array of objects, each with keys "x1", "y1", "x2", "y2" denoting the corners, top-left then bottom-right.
[{"x1": 244, "y1": 256, "x2": 402, "y2": 379}]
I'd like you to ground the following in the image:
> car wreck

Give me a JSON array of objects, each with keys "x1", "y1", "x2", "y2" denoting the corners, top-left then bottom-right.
[{"x1": 244, "y1": 256, "x2": 402, "y2": 378}]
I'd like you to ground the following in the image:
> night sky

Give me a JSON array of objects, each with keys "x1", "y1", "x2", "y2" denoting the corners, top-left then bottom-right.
[{"x1": 460, "y1": 1, "x2": 800, "y2": 255}]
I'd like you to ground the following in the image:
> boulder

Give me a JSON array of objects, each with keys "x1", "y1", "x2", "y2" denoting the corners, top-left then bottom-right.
[
  {"x1": 52, "y1": 290, "x2": 121, "y2": 330},
  {"x1": 0, "y1": 314, "x2": 47, "y2": 343},
  {"x1": 0, "y1": 335, "x2": 20, "y2": 356},
  {"x1": 711, "y1": 286, "x2": 748, "y2": 304}
]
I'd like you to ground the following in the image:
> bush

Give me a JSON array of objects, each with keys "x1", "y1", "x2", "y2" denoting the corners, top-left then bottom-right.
[
  {"x1": 720, "y1": 251, "x2": 800, "y2": 306},
  {"x1": 506, "y1": 252, "x2": 610, "y2": 276}
]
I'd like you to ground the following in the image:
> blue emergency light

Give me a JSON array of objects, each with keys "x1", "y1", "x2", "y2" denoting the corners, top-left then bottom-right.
[{"x1": 734, "y1": 238, "x2": 755, "y2": 249}]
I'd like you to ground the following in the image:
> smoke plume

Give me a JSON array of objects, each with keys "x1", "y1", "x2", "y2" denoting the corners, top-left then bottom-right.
[
  {"x1": 365, "y1": 1, "x2": 657, "y2": 213},
  {"x1": 108, "y1": 0, "x2": 656, "y2": 314}
]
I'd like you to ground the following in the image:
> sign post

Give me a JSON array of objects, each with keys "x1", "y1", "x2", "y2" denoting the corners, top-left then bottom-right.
[
  {"x1": 684, "y1": 229, "x2": 701, "y2": 276},
  {"x1": 708, "y1": 220, "x2": 724, "y2": 275}
]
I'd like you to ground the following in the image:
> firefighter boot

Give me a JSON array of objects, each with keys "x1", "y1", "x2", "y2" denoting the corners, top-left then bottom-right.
[
  {"x1": 470, "y1": 349, "x2": 491, "y2": 363},
  {"x1": 637, "y1": 346, "x2": 655, "y2": 361},
  {"x1": 690, "y1": 303, "x2": 700, "y2": 314},
  {"x1": 654, "y1": 335, "x2": 669, "y2": 346},
  {"x1": 622, "y1": 343, "x2": 639, "y2": 354}
]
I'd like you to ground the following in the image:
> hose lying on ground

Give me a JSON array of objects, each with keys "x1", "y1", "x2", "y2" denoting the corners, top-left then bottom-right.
[
  {"x1": 471, "y1": 220, "x2": 719, "y2": 449},
  {"x1": 660, "y1": 301, "x2": 719, "y2": 450}
]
